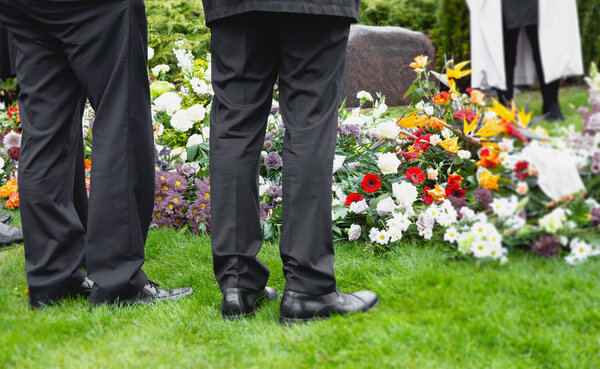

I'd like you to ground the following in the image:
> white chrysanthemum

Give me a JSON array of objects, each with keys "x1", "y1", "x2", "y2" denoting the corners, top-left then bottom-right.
[
  {"x1": 377, "y1": 152, "x2": 401, "y2": 175},
  {"x1": 3, "y1": 131, "x2": 21, "y2": 150},
  {"x1": 373, "y1": 103, "x2": 388, "y2": 119},
  {"x1": 499, "y1": 152, "x2": 517, "y2": 170},
  {"x1": 460, "y1": 207, "x2": 476, "y2": 221},
  {"x1": 392, "y1": 182, "x2": 418, "y2": 206},
  {"x1": 376, "y1": 196, "x2": 397, "y2": 217},
  {"x1": 471, "y1": 240, "x2": 492, "y2": 258},
  {"x1": 186, "y1": 104, "x2": 207, "y2": 122},
  {"x1": 349, "y1": 200, "x2": 369, "y2": 214},
  {"x1": 369, "y1": 227, "x2": 389, "y2": 245},
  {"x1": 357, "y1": 91, "x2": 374, "y2": 102},
  {"x1": 170, "y1": 109, "x2": 195, "y2": 132},
  {"x1": 565, "y1": 239, "x2": 593, "y2": 264},
  {"x1": 191, "y1": 77, "x2": 211, "y2": 96},
  {"x1": 348, "y1": 224, "x2": 362, "y2": 241},
  {"x1": 444, "y1": 227, "x2": 459, "y2": 243},
  {"x1": 387, "y1": 227, "x2": 403, "y2": 243},
  {"x1": 151, "y1": 64, "x2": 170, "y2": 76},
  {"x1": 423, "y1": 229, "x2": 433, "y2": 240},
  {"x1": 187, "y1": 133, "x2": 204, "y2": 148},
  {"x1": 154, "y1": 92, "x2": 181, "y2": 116},
  {"x1": 490, "y1": 195, "x2": 518, "y2": 219},
  {"x1": 375, "y1": 120, "x2": 401, "y2": 140},
  {"x1": 457, "y1": 150, "x2": 471, "y2": 160}
]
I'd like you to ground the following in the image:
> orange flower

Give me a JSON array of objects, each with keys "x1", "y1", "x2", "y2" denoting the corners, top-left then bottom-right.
[
  {"x1": 397, "y1": 111, "x2": 429, "y2": 129},
  {"x1": 0, "y1": 179, "x2": 18, "y2": 198},
  {"x1": 469, "y1": 89, "x2": 486, "y2": 105},
  {"x1": 476, "y1": 148, "x2": 501, "y2": 168},
  {"x1": 427, "y1": 117, "x2": 446, "y2": 130},
  {"x1": 479, "y1": 169, "x2": 500, "y2": 191},
  {"x1": 433, "y1": 91, "x2": 450, "y2": 105},
  {"x1": 409, "y1": 55, "x2": 429, "y2": 71},
  {"x1": 427, "y1": 184, "x2": 446, "y2": 204},
  {"x1": 5, "y1": 192, "x2": 19, "y2": 209},
  {"x1": 84, "y1": 159, "x2": 91, "y2": 171}
]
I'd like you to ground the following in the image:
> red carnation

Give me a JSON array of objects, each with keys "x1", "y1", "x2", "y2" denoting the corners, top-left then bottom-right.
[
  {"x1": 400, "y1": 152, "x2": 420, "y2": 161},
  {"x1": 422, "y1": 186, "x2": 433, "y2": 205},
  {"x1": 514, "y1": 161, "x2": 529, "y2": 180},
  {"x1": 361, "y1": 173, "x2": 382, "y2": 193},
  {"x1": 445, "y1": 185, "x2": 466, "y2": 198},
  {"x1": 7, "y1": 147, "x2": 20, "y2": 161},
  {"x1": 453, "y1": 109, "x2": 477, "y2": 123},
  {"x1": 345, "y1": 192, "x2": 364, "y2": 206},
  {"x1": 405, "y1": 167, "x2": 425, "y2": 184},
  {"x1": 447, "y1": 174, "x2": 463, "y2": 187}
]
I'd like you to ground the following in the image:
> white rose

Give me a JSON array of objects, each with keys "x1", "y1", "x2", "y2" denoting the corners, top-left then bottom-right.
[
  {"x1": 191, "y1": 77, "x2": 211, "y2": 96},
  {"x1": 187, "y1": 133, "x2": 204, "y2": 148},
  {"x1": 377, "y1": 152, "x2": 401, "y2": 175},
  {"x1": 427, "y1": 168, "x2": 438, "y2": 180},
  {"x1": 429, "y1": 134, "x2": 442, "y2": 146},
  {"x1": 147, "y1": 47, "x2": 154, "y2": 60},
  {"x1": 333, "y1": 155, "x2": 346, "y2": 173},
  {"x1": 186, "y1": 104, "x2": 207, "y2": 122},
  {"x1": 376, "y1": 196, "x2": 397, "y2": 217},
  {"x1": 202, "y1": 126, "x2": 210, "y2": 141},
  {"x1": 348, "y1": 224, "x2": 362, "y2": 241},
  {"x1": 375, "y1": 120, "x2": 400, "y2": 140},
  {"x1": 424, "y1": 105, "x2": 434, "y2": 116},
  {"x1": 170, "y1": 109, "x2": 195, "y2": 132},
  {"x1": 373, "y1": 103, "x2": 388, "y2": 119},
  {"x1": 392, "y1": 182, "x2": 418, "y2": 206},
  {"x1": 344, "y1": 114, "x2": 367, "y2": 126},
  {"x1": 154, "y1": 92, "x2": 181, "y2": 116}
]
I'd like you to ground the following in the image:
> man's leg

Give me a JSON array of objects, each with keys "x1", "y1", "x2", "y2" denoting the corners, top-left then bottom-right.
[
  {"x1": 60, "y1": 0, "x2": 154, "y2": 304},
  {"x1": 525, "y1": 25, "x2": 563, "y2": 120},
  {"x1": 10, "y1": 31, "x2": 87, "y2": 308},
  {"x1": 209, "y1": 13, "x2": 279, "y2": 292},
  {"x1": 497, "y1": 25, "x2": 520, "y2": 106},
  {"x1": 277, "y1": 14, "x2": 350, "y2": 295}
]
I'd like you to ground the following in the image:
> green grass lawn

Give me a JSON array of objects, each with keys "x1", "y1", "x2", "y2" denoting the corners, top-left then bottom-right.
[{"x1": 1, "y1": 86, "x2": 599, "y2": 368}]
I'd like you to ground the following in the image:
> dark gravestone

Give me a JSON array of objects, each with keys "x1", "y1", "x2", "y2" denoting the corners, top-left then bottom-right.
[{"x1": 342, "y1": 25, "x2": 436, "y2": 107}]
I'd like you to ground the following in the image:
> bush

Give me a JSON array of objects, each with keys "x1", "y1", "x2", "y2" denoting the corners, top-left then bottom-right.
[{"x1": 578, "y1": 0, "x2": 600, "y2": 69}]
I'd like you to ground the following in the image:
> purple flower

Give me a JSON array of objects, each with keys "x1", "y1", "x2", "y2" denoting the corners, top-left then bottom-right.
[
  {"x1": 260, "y1": 203, "x2": 273, "y2": 220},
  {"x1": 473, "y1": 188, "x2": 494, "y2": 210},
  {"x1": 181, "y1": 162, "x2": 198, "y2": 177},
  {"x1": 338, "y1": 123, "x2": 362, "y2": 139},
  {"x1": 577, "y1": 106, "x2": 590, "y2": 117},
  {"x1": 264, "y1": 152, "x2": 282, "y2": 170},
  {"x1": 531, "y1": 235, "x2": 563, "y2": 258},
  {"x1": 3, "y1": 131, "x2": 21, "y2": 149},
  {"x1": 446, "y1": 195, "x2": 467, "y2": 218},
  {"x1": 416, "y1": 212, "x2": 434, "y2": 234},
  {"x1": 264, "y1": 141, "x2": 273, "y2": 150},
  {"x1": 267, "y1": 184, "x2": 282, "y2": 198},
  {"x1": 588, "y1": 91, "x2": 600, "y2": 108},
  {"x1": 585, "y1": 112, "x2": 600, "y2": 131}
]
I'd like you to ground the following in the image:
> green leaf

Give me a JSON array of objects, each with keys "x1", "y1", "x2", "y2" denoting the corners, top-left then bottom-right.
[{"x1": 187, "y1": 144, "x2": 199, "y2": 162}]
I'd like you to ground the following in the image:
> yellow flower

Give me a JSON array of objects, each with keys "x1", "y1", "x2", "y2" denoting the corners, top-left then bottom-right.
[
  {"x1": 446, "y1": 61, "x2": 472, "y2": 91},
  {"x1": 155, "y1": 212, "x2": 162, "y2": 218},
  {"x1": 489, "y1": 100, "x2": 516, "y2": 123},
  {"x1": 479, "y1": 169, "x2": 500, "y2": 191},
  {"x1": 409, "y1": 55, "x2": 429, "y2": 70},
  {"x1": 427, "y1": 184, "x2": 446, "y2": 204},
  {"x1": 439, "y1": 137, "x2": 459, "y2": 153},
  {"x1": 470, "y1": 89, "x2": 486, "y2": 105},
  {"x1": 476, "y1": 119, "x2": 507, "y2": 137},
  {"x1": 397, "y1": 111, "x2": 429, "y2": 129}
]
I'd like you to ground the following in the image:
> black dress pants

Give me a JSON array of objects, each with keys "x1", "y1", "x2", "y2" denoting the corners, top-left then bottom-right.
[
  {"x1": 209, "y1": 12, "x2": 350, "y2": 295},
  {"x1": 497, "y1": 24, "x2": 562, "y2": 117},
  {"x1": 0, "y1": 0, "x2": 154, "y2": 307}
]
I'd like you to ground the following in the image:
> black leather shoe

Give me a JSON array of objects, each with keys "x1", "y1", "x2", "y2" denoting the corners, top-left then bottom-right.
[
  {"x1": 221, "y1": 287, "x2": 279, "y2": 320},
  {"x1": 122, "y1": 281, "x2": 193, "y2": 305},
  {"x1": 78, "y1": 277, "x2": 94, "y2": 296},
  {"x1": 279, "y1": 289, "x2": 379, "y2": 324},
  {"x1": 0, "y1": 213, "x2": 12, "y2": 224}
]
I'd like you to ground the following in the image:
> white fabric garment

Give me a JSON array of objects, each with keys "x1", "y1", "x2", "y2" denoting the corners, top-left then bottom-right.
[{"x1": 466, "y1": 0, "x2": 584, "y2": 90}]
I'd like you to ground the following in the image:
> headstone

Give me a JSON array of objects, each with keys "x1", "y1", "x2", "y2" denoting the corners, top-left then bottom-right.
[{"x1": 342, "y1": 25, "x2": 436, "y2": 107}]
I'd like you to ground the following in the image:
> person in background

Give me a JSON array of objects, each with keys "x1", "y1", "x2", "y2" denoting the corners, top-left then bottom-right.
[
  {"x1": 0, "y1": 1, "x2": 192, "y2": 308},
  {"x1": 467, "y1": 0, "x2": 584, "y2": 121},
  {"x1": 202, "y1": 0, "x2": 380, "y2": 323}
]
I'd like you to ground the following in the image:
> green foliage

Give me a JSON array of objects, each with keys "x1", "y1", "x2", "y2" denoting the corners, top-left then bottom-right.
[
  {"x1": 146, "y1": 0, "x2": 210, "y2": 76},
  {"x1": 578, "y1": 0, "x2": 600, "y2": 69},
  {"x1": 359, "y1": 0, "x2": 439, "y2": 33},
  {"x1": 430, "y1": 0, "x2": 470, "y2": 76}
]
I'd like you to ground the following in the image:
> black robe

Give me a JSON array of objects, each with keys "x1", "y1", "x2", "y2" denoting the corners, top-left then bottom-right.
[{"x1": 202, "y1": 0, "x2": 361, "y2": 25}]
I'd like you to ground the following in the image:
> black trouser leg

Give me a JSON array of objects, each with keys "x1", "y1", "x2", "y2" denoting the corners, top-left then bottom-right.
[
  {"x1": 209, "y1": 13, "x2": 279, "y2": 292},
  {"x1": 497, "y1": 26, "x2": 520, "y2": 107},
  {"x1": 1, "y1": 0, "x2": 153, "y2": 305},
  {"x1": 10, "y1": 33, "x2": 88, "y2": 308},
  {"x1": 277, "y1": 14, "x2": 350, "y2": 295},
  {"x1": 525, "y1": 25, "x2": 563, "y2": 120}
]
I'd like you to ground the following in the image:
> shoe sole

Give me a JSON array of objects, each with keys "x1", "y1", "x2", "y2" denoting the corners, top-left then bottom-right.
[{"x1": 279, "y1": 297, "x2": 380, "y2": 324}]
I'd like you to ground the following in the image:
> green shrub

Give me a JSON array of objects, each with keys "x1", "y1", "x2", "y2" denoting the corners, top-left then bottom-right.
[{"x1": 578, "y1": 0, "x2": 600, "y2": 69}]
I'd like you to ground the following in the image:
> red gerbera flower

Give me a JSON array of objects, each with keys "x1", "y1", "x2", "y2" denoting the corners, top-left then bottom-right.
[
  {"x1": 447, "y1": 174, "x2": 463, "y2": 187},
  {"x1": 445, "y1": 185, "x2": 466, "y2": 198},
  {"x1": 405, "y1": 167, "x2": 425, "y2": 184},
  {"x1": 422, "y1": 186, "x2": 433, "y2": 205},
  {"x1": 361, "y1": 173, "x2": 382, "y2": 193},
  {"x1": 345, "y1": 192, "x2": 364, "y2": 206},
  {"x1": 514, "y1": 161, "x2": 529, "y2": 180}
]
